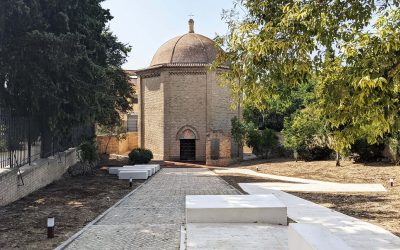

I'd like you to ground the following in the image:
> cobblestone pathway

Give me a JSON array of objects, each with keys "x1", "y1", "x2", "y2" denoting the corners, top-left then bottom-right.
[{"x1": 61, "y1": 168, "x2": 239, "y2": 250}]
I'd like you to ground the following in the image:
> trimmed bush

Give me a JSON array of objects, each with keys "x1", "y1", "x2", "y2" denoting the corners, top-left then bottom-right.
[{"x1": 128, "y1": 148, "x2": 153, "y2": 164}]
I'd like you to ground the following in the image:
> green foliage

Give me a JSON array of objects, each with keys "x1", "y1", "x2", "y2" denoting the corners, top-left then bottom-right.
[
  {"x1": 128, "y1": 148, "x2": 153, "y2": 164},
  {"x1": 214, "y1": 0, "x2": 400, "y2": 160},
  {"x1": 0, "y1": 0, "x2": 134, "y2": 137},
  {"x1": 243, "y1": 80, "x2": 316, "y2": 131},
  {"x1": 247, "y1": 128, "x2": 278, "y2": 158},
  {"x1": 282, "y1": 106, "x2": 334, "y2": 160},
  {"x1": 231, "y1": 117, "x2": 278, "y2": 158},
  {"x1": 231, "y1": 116, "x2": 248, "y2": 146},
  {"x1": 78, "y1": 138, "x2": 99, "y2": 165}
]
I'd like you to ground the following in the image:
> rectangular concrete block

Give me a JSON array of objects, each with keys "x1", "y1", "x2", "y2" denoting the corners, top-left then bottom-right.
[
  {"x1": 186, "y1": 195, "x2": 287, "y2": 225},
  {"x1": 134, "y1": 164, "x2": 160, "y2": 172},
  {"x1": 119, "y1": 168, "x2": 152, "y2": 176},
  {"x1": 124, "y1": 165, "x2": 159, "y2": 174},
  {"x1": 108, "y1": 167, "x2": 121, "y2": 175},
  {"x1": 118, "y1": 170, "x2": 148, "y2": 180},
  {"x1": 109, "y1": 167, "x2": 153, "y2": 176},
  {"x1": 288, "y1": 223, "x2": 353, "y2": 250}
]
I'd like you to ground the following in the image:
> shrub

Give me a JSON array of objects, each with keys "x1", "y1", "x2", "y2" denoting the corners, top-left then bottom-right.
[
  {"x1": 128, "y1": 148, "x2": 153, "y2": 164},
  {"x1": 78, "y1": 138, "x2": 99, "y2": 165},
  {"x1": 246, "y1": 128, "x2": 278, "y2": 158},
  {"x1": 282, "y1": 106, "x2": 334, "y2": 160},
  {"x1": 69, "y1": 138, "x2": 99, "y2": 176}
]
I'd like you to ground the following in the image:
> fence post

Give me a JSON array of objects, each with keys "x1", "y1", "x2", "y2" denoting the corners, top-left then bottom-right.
[
  {"x1": 28, "y1": 118, "x2": 31, "y2": 165},
  {"x1": 7, "y1": 114, "x2": 12, "y2": 168}
]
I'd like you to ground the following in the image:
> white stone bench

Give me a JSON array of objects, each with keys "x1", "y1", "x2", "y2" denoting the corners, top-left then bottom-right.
[
  {"x1": 186, "y1": 195, "x2": 287, "y2": 225},
  {"x1": 108, "y1": 167, "x2": 121, "y2": 175},
  {"x1": 119, "y1": 168, "x2": 152, "y2": 176},
  {"x1": 134, "y1": 164, "x2": 160, "y2": 172},
  {"x1": 108, "y1": 166, "x2": 154, "y2": 176},
  {"x1": 118, "y1": 170, "x2": 148, "y2": 180},
  {"x1": 123, "y1": 165, "x2": 157, "y2": 174},
  {"x1": 288, "y1": 223, "x2": 353, "y2": 250}
]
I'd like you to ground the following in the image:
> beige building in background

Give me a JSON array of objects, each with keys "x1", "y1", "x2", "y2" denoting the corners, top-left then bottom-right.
[{"x1": 134, "y1": 19, "x2": 241, "y2": 166}]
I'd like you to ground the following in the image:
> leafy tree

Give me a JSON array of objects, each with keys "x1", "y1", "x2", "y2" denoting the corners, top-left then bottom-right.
[
  {"x1": 243, "y1": 80, "x2": 316, "y2": 131},
  {"x1": 0, "y1": 0, "x2": 134, "y2": 153},
  {"x1": 231, "y1": 116, "x2": 249, "y2": 147},
  {"x1": 215, "y1": 0, "x2": 400, "y2": 165},
  {"x1": 282, "y1": 106, "x2": 334, "y2": 162},
  {"x1": 231, "y1": 116, "x2": 278, "y2": 158},
  {"x1": 247, "y1": 128, "x2": 278, "y2": 158},
  {"x1": 318, "y1": 7, "x2": 400, "y2": 153}
]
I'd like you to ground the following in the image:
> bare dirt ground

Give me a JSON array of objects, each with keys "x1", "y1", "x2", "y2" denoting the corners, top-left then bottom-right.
[
  {"x1": 218, "y1": 158, "x2": 400, "y2": 237},
  {"x1": 0, "y1": 167, "x2": 142, "y2": 250}
]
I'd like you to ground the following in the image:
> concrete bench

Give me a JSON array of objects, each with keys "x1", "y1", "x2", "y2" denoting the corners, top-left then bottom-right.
[
  {"x1": 119, "y1": 168, "x2": 152, "y2": 176},
  {"x1": 108, "y1": 167, "x2": 121, "y2": 175},
  {"x1": 118, "y1": 170, "x2": 149, "y2": 180},
  {"x1": 123, "y1": 165, "x2": 157, "y2": 174},
  {"x1": 134, "y1": 164, "x2": 160, "y2": 172},
  {"x1": 186, "y1": 195, "x2": 287, "y2": 225},
  {"x1": 109, "y1": 166, "x2": 154, "y2": 176},
  {"x1": 288, "y1": 223, "x2": 353, "y2": 250}
]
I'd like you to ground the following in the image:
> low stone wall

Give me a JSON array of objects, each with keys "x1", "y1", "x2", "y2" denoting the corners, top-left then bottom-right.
[
  {"x1": 97, "y1": 132, "x2": 138, "y2": 155},
  {"x1": 0, "y1": 148, "x2": 78, "y2": 207}
]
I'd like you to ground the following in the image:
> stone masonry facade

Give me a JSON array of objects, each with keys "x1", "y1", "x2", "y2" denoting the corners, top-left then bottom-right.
[{"x1": 137, "y1": 66, "x2": 241, "y2": 165}]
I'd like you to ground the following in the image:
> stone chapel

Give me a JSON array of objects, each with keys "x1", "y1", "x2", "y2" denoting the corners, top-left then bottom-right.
[{"x1": 135, "y1": 19, "x2": 241, "y2": 166}]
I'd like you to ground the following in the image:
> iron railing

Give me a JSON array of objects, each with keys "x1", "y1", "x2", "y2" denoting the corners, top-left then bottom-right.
[{"x1": 0, "y1": 108, "x2": 93, "y2": 168}]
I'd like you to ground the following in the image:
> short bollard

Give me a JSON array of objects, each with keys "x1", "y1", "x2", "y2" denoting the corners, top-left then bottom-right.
[
  {"x1": 390, "y1": 178, "x2": 394, "y2": 187},
  {"x1": 47, "y1": 216, "x2": 55, "y2": 238},
  {"x1": 129, "y1": 178, "x2": 133, "y2": 187}
]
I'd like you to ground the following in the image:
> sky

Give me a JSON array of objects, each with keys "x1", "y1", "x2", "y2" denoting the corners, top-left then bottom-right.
[{"x1": 102, "y1": 0, "x2": 236, "y2": 70}]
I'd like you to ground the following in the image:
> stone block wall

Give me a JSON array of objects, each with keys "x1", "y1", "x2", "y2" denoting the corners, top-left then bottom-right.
[
  {"x1": 164, "y1": 70, "x2": 207, "y2": 161},
  {"x1": 137, "y1": 67, "x2": 241, "y2": 164},
  {"x1": 97, "y1": 132, "x2": 139, "y2": 155},
  {"x1": 0, "y1": 148, "x2": 78, "y2": 206},
  {"x1": 140, "y1": 73, "x2": 165, "y2": 160}
]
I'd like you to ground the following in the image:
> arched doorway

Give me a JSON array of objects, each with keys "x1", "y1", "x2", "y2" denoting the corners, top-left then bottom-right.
[{"x1": 177, "y1": 126, "x2": 198, "y2": 161}]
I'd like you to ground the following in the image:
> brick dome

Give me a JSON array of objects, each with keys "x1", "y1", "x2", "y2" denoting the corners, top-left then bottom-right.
[{"x1": 150, "y1": 19, "x2": 219, "y2": 66}]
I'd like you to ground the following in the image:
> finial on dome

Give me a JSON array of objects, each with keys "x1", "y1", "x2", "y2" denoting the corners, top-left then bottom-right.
[{"x1": 188, "y1": 19, "x2": 194, "y2": 33}]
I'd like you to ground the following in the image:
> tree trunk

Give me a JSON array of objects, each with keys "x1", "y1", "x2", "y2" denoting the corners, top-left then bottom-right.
[{"x1": 336, "y1": 151, "x2": 341, "y2": 166}]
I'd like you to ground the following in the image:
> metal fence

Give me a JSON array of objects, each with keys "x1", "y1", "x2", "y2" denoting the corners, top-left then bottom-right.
[{"x1": 0, "y1": 108, "x2": 93, "y2": 169}]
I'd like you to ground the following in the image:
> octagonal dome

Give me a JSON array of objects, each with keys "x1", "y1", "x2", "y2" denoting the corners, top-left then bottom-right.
[{"x1": 150, "y1": 19, "x2": 219, "y2": 66}]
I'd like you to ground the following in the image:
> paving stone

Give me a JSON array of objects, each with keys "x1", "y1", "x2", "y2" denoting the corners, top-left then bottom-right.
[
  {"x1": 62, "y1": 168, "x2": 239, "y2": 250},
  {"x1": 65, "y1": 224, "x2": 180, "y2": 250}
]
